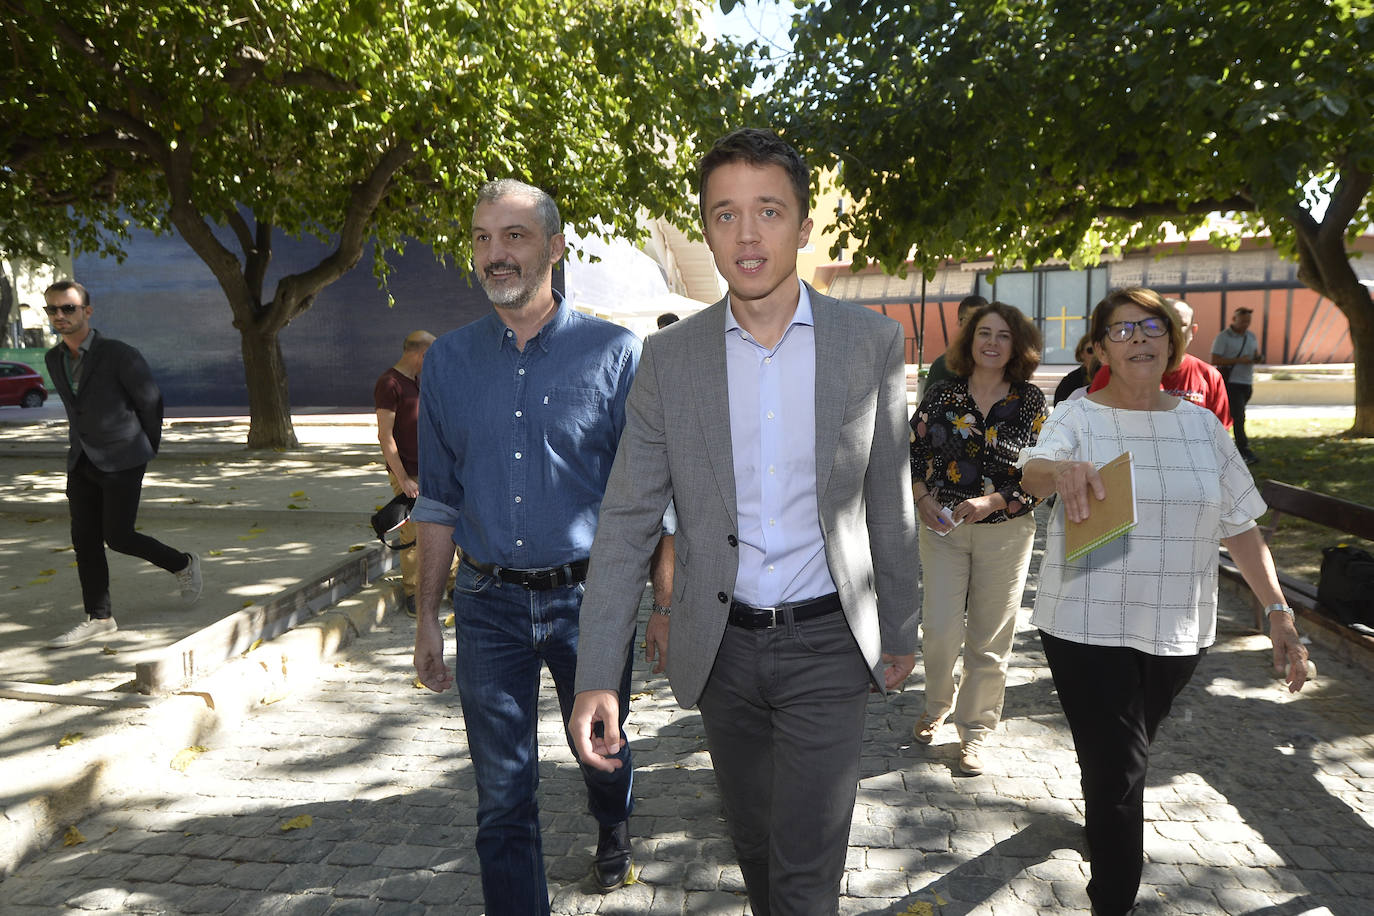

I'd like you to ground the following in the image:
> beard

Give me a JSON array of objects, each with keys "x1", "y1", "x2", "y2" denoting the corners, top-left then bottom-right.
[{"x1": 480, "y1": 240, "x2": 553, "y2": 312}]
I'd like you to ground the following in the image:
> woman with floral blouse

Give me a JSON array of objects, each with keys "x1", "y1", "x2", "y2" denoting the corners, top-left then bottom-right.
[{"x1": 909, "y1": 301, "x2": 1047, "y2": 775}]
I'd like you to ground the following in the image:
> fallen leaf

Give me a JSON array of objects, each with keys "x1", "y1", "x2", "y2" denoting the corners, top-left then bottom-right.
[
  {"x1": 291, "y1": 490, "x2": 307, "y2": 498},
  {"x1": 62, "y1": 826, "x2": 86, "y2": 847},
  {"x1": 27, "y1": 578, "x2": 50, "y2": 585},
  {"x1": 209, "y1": 550, "x2": 223, "y2": 557},
  {"x1": 25, "y1": 517, "x2": 48, "y2": 524},
  {"x1": 261, "y1": 689, "x2": 289, "y2": 705},
  {"x1": 413, "y1": 678, "x2": 427, "y2": 689},
  {"x1": 249, "y1": 527, "x2": 267, "y2": 534},
  {"x1": 280, "y1": 814, "x2": 313, "y2": 832},
  {"x1": 241, "y1": 638, "x2": 264, "y2": 656},
  {"x1": 286, "y1": 504, "x2": 304, "y2": 510},
  {"x1": 898, "y1": 904, "x2": 934, "y2": 916},
  {"x1": 237, "y1": 533, "x2": 260, "y2": 541},
  {"x1": 442, "y1": 613, "x2": 455, "y2": 628},
  {"x1": 38, "y1": 569, "x2": 57, "y2": 576},
  {"x1": 58, "y1": 732, "x2": 83, "y2": 747},
  {"x1": 623, "y1": 863, "x2": 639, "y2": 886},
  {"x1": 101, "y1": 646, "x2": 118, "y2": 656},
  {"x1": 348, "y1": 544, "x2": 366, "y2": 552},
  {"x1": 170, "y1": 746, "x2": 208, "y2": 772},
  {"x1": 630, "y1": 691, "x2": 652, "y2": 701},
  {"x1": 241, "y1": 600, "x2": 254, "y2": 608}
]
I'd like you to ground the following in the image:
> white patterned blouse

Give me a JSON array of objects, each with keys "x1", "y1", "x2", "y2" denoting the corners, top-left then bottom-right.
[{"x1": 1017, "y1": 397, "x2": 1266, "y2": 656}]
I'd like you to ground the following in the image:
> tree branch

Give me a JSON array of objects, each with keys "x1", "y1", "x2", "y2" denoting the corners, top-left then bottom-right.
[
  {"x1": 1318, "y1": 161, "x2": 1373, "y2": 248},
  {"x1": 266, "y1": 141, "x2": 416, "y2": 334},
  {"x1": 1092, "y1": 196, "x2": 1253, "y2": 220}
]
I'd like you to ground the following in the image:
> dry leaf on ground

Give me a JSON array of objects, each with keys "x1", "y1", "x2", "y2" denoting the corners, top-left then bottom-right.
[
  {"x1": 170, "y1": 746, "x2": 208, "y2": 772},
  {"x1": 280, "y1": 815, "x2": 313, "y2": 832}
]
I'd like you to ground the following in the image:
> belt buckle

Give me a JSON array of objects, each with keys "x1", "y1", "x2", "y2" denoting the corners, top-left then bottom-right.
[{"x1": 762, "y1": 605, "x2": 780, "y2": 628}]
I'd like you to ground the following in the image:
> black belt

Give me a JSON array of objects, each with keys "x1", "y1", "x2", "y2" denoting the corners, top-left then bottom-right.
[
  {"x1": 463, "y1": 557, "x2": 589, "y2": 590},
  {"x1": 728, "y1": 592, "x2": 843, "y2": 629}
]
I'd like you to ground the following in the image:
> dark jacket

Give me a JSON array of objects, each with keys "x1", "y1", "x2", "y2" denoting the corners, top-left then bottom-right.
[{"x1": 46, "y1": 331, "x2": 163, "y2": 472}]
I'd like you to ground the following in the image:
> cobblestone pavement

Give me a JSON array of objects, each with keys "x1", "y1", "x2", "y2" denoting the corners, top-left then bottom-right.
[{"x1": 3, "y1": 570, "x2": 1372, "y2": 914}]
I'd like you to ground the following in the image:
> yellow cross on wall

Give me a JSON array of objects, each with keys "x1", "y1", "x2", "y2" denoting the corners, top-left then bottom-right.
[{"x1": 1044, "y1": 305, "x2": 1085, "y2": 349}]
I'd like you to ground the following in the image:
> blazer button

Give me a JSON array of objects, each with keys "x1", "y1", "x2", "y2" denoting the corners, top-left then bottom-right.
[
  {"x1": 717, "y1": 592, "x2": 728, "y2": 603},
  {"x1": 727, "y1": 534, "x2": 738, "y2": 547}
]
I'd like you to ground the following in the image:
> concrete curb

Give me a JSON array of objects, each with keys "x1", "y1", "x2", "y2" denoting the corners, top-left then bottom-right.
[{"x1": 0, "y1": 574, "x2": 406, "y2": 880}]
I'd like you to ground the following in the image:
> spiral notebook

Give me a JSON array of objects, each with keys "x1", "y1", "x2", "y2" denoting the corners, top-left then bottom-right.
[{"x1": 1065, "y1": 450, "x2": 1137, "y2": 561}]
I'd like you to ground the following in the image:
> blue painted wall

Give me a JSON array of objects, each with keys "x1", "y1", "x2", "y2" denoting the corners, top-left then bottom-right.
[{"x1": 73, "y1": 225, "x2": 500, "y2": 408}]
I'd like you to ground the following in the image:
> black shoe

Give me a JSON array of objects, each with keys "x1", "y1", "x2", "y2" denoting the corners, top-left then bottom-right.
[
  {"x1": 404, "y1": 595, "x2": 417, "y2": 618},
  {"x1": 593, "y1": 820, "x2": 632, "y2": 891}
]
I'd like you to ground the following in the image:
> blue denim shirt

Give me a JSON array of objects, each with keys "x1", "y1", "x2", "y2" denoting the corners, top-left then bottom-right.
[{"x1": 413, "y1": 295, "x2": 641, "y2": 569}]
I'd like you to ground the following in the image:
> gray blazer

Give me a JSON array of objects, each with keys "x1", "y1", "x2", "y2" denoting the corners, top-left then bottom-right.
[
  {"x1": 46, "y1": 332, "x2": 163, "y2": 473},
  {"x1": 575, "y1": 288, "x2": 920, "y2": 708}
]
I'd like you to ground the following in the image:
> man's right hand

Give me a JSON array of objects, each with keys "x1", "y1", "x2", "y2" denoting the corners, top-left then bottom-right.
[
  {"x1": 413, "y1": 615, "x2": 453, "y2": 692},
  {"x1": 401, "y1": 476, "x2": 420, "y2": 498},
  {"x1": 569, "y1": 689, "x2": 624, "y2": 772}
]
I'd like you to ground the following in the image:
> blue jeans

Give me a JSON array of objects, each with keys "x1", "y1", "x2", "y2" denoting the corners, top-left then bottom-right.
[{"x1": 452, "y1": 561, "x2": 634, "y2": 915}]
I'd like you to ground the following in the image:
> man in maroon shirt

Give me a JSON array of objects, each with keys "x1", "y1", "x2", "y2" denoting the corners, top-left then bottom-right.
[{"x1": 375, "y1": 330, "x2": 455, "y2": 615}]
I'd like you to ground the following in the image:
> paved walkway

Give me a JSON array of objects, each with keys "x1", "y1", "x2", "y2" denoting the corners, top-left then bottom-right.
[
  {"x1": 4, "y1": 545, "x2": 1372, "y2": 914},
  {"x1": 1, "y1": 406, "x2": 1369, "y2": 915}
]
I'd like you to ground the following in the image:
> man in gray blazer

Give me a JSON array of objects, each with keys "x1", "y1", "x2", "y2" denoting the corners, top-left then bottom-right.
[
  {"x1": 571, "y1": 129, "x2": 920, "y2": 914},
  {"x1": 43, "y1": 280, "x2": 201, "y2": 649}
]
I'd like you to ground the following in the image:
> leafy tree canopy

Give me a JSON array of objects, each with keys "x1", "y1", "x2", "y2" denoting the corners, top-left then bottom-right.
[
  {"x1": 770, "y1": 0, "x2": 1374, "y2": 433},
  {"x1": 1, "y1": 0, "x2": 752, "y2": 446}
]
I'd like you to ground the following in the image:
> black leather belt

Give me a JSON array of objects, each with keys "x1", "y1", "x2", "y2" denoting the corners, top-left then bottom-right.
[
  {"x1": 463, "y1": 557, "x2": 589, "y2": 590},
  {"x1": 728, "y1": 592, "x2": 843, "y2": 629}
]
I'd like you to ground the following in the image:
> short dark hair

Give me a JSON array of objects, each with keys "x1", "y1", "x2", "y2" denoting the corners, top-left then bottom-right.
[
  {"x1": 1089, "y1": 286, "x2": 1186, "y2": 374},
  {"x1": 45, "y1": 280, "x2": 90, "y2": 307},
  {"x1": 656, "y1": 312, "x2": 680, "y2": 329},
  {"x1": 947, "y1": 302, "x2": 1042, "y2": 383},
  {"x1": 698, "y1": 128, "x2": 810, "y2": 219},
  {"x1": 956, "y1": 295, "x2": 988, "y2": 320}
]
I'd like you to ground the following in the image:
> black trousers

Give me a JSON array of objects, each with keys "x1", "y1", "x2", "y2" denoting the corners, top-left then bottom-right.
[
  {"x1": 1039, "y1": 630, "x2": 1203, "y2": 916},
  {"x1": 1225, "y1": 382, "x2": 1253, "y2": 455},
  {"x1": 67, "y1": 453, "x2": 186, "y2": 618}
]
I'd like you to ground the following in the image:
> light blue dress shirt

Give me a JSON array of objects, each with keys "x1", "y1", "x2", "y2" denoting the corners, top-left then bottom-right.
[
  {"x1": 726, "y1": 281, "x2": 838, "y2": 607},
  {"x1": 412, "y1": 293, "x2": 641, "y2": 569}
]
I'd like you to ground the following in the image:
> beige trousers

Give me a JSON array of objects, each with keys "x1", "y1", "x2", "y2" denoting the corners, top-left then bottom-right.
[
  {"x1": 918, "y1": 512, "x2": 1036, "y2": 744},
  {"x1": 388, "y1": 469, "x2": 459, "y2": 596}
]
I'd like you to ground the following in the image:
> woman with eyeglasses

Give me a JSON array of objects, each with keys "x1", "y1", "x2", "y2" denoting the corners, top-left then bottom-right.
[
  {"x1": 909, "y1": 301, "x2": 1047, "y2": 776},
  {"x1": 1017, "y1": 287, "x2": 1308, "y2": 916}
]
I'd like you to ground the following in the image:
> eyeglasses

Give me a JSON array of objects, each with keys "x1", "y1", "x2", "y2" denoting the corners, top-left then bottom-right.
[
  {"x1": 1105, "y1": 318, "x2": 1168, "y2": 342},
  {"x1": 43, "y1": 304, "x2": 80, "y2": 316}
]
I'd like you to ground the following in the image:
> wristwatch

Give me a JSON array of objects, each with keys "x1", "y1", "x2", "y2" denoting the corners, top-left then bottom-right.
[
  {"x1": 651, "y1": 603, "x2": 672, "y2": 617},
  {"x1": 1265, "y1": 602, "x2": 1295, "y2": 620}
]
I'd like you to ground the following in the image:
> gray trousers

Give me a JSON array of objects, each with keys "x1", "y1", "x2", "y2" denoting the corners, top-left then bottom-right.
[{"x1": 697, "y1": 610, "x2": 872, "y2": 916}]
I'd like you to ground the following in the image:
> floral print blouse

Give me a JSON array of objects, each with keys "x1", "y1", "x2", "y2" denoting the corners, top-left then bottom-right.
[{"x1": 910, "y1": 378, "x2": 1047, "y2": 524}]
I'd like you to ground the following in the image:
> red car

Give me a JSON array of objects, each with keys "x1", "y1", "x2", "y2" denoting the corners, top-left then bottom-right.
[{"x1": 0, "y1": 361, "x2": 48, "y2": 408}]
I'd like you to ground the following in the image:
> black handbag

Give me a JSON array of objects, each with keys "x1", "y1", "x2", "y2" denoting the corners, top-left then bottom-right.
[{"x1": 1318, "y1": 544, "x2": 1374, "y2": 629}]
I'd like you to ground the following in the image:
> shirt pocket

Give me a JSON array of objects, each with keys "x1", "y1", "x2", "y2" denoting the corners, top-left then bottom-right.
[{"x1": 540, "y1": 386, "x2": 608, "y2": 462}]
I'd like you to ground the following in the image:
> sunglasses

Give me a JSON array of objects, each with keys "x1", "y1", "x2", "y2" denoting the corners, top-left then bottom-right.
[{"x1": 43, "y1": 304, "x2": 81, "y2": 316}]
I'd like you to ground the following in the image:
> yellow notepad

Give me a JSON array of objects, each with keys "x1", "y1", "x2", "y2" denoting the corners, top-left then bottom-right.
[{"x1": 1065, "y1": 450, "x2": 1137, "y2": 561}]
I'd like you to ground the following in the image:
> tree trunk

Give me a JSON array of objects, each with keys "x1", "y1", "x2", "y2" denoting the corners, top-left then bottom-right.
[
  {"x1": 1336, "y1": 286, "x2": 1374, "y2": 438},
  {"x1": 240, "y1": 327, "x2": 300, "y2": 449}
]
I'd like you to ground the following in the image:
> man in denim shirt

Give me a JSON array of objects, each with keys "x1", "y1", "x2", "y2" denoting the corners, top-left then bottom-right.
[{"x1": 411, "y1": 180, "x2": 641, "y2": 912}]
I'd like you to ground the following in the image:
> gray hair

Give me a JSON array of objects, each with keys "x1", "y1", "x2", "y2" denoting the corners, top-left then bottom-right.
[{"x1": 475, "y1": 179, "x2": 561, "y2": 240}]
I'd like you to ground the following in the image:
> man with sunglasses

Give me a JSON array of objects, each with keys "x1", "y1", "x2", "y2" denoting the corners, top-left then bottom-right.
[
  {"x1": 1087, "y1": 297, "x2": 1231, "y2": 427},
  {"x1": 42, "y1": 280, "x2": 201, "y2": 649}
]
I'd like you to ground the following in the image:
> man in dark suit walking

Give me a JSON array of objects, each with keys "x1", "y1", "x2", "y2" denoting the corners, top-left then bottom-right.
[
  {"x1": 570, "y1": 129, "x2": 920, "y2": 914},
  {"x1": 43, "y1": 280, "x2": 201, "y2": 649}
]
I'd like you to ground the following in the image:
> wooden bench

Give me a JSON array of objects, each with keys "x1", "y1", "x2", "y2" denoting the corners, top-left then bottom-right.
[{"x1": 1220, "y1": 479, "x2": 1374, "y2": 669}]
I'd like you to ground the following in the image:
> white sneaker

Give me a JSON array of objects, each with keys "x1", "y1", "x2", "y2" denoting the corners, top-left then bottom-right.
[
  {"x1": 48, "y1": 616, "x2": 117, "y2": 649},
  {"x1": 175, "y1": 552, "x2": 203, "y2": 605}
]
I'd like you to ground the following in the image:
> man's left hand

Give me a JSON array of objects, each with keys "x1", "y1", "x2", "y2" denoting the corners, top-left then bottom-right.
[
  {"x1": 880, "y1": 652, "x2": 916, "y2": 691},
  {"x1": 569, "y1": 689, "x2": 625, "y2": 772}
]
